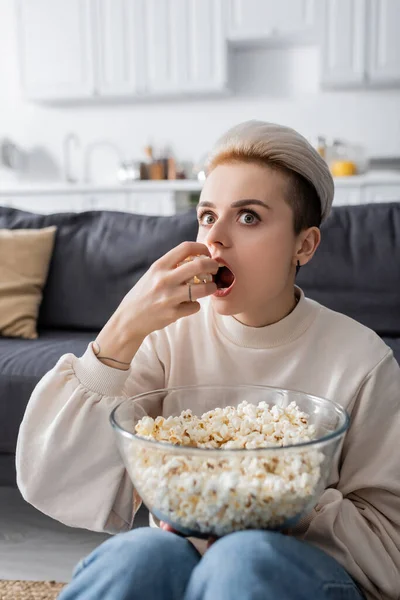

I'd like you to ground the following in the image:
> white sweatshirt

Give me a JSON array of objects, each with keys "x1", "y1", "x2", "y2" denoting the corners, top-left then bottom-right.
[{"x1": 16, "y1": 289, "x2": 400, "y2": 599}]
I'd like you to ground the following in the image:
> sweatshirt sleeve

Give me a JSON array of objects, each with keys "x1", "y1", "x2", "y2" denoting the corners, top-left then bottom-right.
[
  {"x1": 16, "y1": 335, "x2": 165, "y2": 534},
  {"x1": 302, "y1": 350, "x2": 400, "y2": 600}
]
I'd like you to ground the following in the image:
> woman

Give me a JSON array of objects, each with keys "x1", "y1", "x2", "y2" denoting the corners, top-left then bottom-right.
[{"x1": 17, "y1": 121, "x2": 400, "y2": 599}]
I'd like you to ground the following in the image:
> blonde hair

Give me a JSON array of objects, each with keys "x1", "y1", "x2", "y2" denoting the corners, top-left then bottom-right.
[{"x1": 206, "y1": 120, "x2": 334, "y2": 230}]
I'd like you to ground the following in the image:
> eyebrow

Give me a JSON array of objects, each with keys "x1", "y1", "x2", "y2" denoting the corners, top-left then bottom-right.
[{"x1": 197, "y1": 199, "x2": 271, "y2": 210}]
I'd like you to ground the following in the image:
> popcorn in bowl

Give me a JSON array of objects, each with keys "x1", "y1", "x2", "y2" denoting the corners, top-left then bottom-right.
[
  {"x1": 133, "y1": 401, "x2": 324, "y2": 536},
  {"x1": 110, "y1": 385, "x2": 349, "y2": 539}
]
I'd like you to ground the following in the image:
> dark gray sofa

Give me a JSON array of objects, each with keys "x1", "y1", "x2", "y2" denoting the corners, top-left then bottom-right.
[{"x1": 0, "y1": 202, "x2": 399, "y2": 487}]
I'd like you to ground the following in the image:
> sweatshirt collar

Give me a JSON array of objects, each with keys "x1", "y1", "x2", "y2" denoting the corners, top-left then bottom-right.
[{"x1": 212, "y1": 287, "x2": 320, "y2": 349}]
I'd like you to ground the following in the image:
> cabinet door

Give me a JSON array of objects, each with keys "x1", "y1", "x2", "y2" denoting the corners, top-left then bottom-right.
[
  {"x1": 227, "y1": 0, "x2": 316, "y2": 43},
  {"x1": 364, "y1": 185, "x2": 400, "y2": 203},
  {"x1": 320, "y1": 0, "x2": 367, "y2": 87},
  {"x1": 333, "y1": 186, "x2": 361, "y2": 206},
  {"x1": 143, "y1": 0, "x2": 227, "y2": 95},
  {"x1": 17, "y1": 0, "x2": 95, "y2": 100},
  {"x1": 367, "y1": 0, "x2": 400, "y2": 84},
  {"x1": 127, "y1": 193, "x2": 176, "y2": 215},
  {"x1": 87, "y1": 192, "x2": 129, "y2": 211},
  {"x1": 94, "y1": 0, "x2": 144, "y2": 96},
  {"x1": 8, "y1": 195, "x2": 86, "y2": 214}
]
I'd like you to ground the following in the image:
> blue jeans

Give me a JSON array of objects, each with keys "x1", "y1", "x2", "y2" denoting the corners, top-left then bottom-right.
[{"x1": 59, "y1": 527, "x2": 365, "y2": 600}]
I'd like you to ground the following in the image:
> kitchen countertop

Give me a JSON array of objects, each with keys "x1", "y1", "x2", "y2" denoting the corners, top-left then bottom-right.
[{"x1": 0, "y1": 172, "x2": 400, "y2": 195}]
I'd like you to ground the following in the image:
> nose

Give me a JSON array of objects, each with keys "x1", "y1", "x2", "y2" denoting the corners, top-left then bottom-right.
[{"x1": 204, "y1": 218, "x2": 231, "y2": 249}]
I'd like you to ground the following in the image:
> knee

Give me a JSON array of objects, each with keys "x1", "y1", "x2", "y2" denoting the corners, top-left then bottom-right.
[
  {"x1": 105, "y1": 527, "x2": 198, "y2": 566},
  {"x1": 201, "y1": 530, "x2": 292, "y2": 575},
  {"x1": 80, "y1": 527, "x2": 199, "y2": 576},
  {"x1": 61, "y1": 528, "x2": 201, "y2": 600}
]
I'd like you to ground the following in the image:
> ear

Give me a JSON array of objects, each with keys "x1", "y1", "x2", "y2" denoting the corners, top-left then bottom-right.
[{"x1": 293, "y1": 227, "x2": 321, "y2": 268}]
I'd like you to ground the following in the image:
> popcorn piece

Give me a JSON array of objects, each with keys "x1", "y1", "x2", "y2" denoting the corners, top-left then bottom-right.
[
  {"x1": 133, "y1": 400, "x2": 324, "y2": 536},
  {"x1": 177, "y1": 255, "x2": 214, "y2": 284}
]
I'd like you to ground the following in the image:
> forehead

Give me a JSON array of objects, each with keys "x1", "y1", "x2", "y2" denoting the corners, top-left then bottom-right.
[{"x1": 201, "y1": 162, "x2": 289, "y2": 204}]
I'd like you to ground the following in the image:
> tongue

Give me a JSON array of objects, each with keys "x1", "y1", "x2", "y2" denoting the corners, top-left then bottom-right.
[{"x1": 217, "y1": 267, "x2": 235, "y2": 288}]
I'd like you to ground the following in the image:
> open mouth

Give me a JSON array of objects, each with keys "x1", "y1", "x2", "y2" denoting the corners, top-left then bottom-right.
[{"x1": 214, "y1": 266, "x2": 235, "y2": 290}]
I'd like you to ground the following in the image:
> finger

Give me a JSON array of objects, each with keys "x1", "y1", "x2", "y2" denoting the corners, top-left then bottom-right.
[
  {"x1": 158, "y1": 242, "x2": 211, "y2": 269},
  {"x1": 160, "y1": 521, "x2": 186, "y2": 537},
  {"x1": 176, "y1": 301, "x2": 202, "y2": 319},
  {"x1": 160, "y1": 521, "x2": 175, "y2": 532},
  {"x1": 178, "y1": 281, "x2": 217, "y2": 305},
  {"x1": 172, "y1": 257, "x2": 220, "y2": 284}
]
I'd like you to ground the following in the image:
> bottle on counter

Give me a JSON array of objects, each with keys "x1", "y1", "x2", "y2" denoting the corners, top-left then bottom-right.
[
  {"x1": 329, "y1": 139, "x2": 357, "y2": 177},
  {"x1": 140, "y1": 145, "x2": 153, "y2": 180},
  {"x1": 149, "y1": 147, "x2": 164, "y2": 180},
  {"x1": 316, "y1": 136, "x2": 327, "y2": 160},
  {"x1": 164, "y1": 146, "x2": 177, "y2": 180}
]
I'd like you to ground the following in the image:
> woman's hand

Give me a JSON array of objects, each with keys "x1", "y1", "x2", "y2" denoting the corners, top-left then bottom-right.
[
  {"x1": 117, "y1": 241, "x2": 218, "y2": 338},
  {"x1": 95, "y1": 242, "x2": 218, "y2": 367},
  {"x1": 160, "y1": 521, "x2": 218, "y2": 549}
]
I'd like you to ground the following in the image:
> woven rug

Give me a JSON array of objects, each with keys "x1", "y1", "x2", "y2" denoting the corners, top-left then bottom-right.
[{"x1": 0, "y1": 580, "x2": 66, "y2": 600}]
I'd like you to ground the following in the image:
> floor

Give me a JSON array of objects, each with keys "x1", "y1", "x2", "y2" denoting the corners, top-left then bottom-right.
[{"x1": 0, "y1": 486, "x2": 149, "y2": 583}]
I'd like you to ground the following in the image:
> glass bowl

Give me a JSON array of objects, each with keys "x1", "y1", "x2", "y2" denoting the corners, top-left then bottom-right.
[{"x1": 110, "y1": 385, "x2": 349, "y2": 538}]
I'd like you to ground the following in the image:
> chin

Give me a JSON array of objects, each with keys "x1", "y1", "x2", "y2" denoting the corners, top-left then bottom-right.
[{"x1": 210, "y1": 296, "x2": 242, "y2": 316}]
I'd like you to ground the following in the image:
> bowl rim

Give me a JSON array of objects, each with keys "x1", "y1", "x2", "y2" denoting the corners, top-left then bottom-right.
[{"x1": 110, "y1": 383, "x2": 350, "y2": 454}]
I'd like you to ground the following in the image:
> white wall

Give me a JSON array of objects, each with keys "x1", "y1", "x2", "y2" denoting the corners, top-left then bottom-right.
[{"x1": 0, "y1": 0, "x2": 400, "y2": 184}]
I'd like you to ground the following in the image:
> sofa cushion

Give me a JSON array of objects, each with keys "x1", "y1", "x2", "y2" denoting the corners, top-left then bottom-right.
[
  {"x1": 0, "y1": 207, "x2": 198, "y2": 331},
  {"x1": 0, "y1": 329, "x2": 94, "y2": 453},
  {"x1": 0, "y1": 226, "x2": 56, "y2": 339},
  {"x1": 298, "y1": 202, "x2": 400, "y2": 336}
]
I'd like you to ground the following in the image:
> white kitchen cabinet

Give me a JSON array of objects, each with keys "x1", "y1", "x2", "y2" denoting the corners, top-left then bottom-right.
[
  {"x1": 227, "y1": 0, "x2": 317, "y2": 44},
  {"x1": 320, "y1": 0, "x2": 367, "y2": 87},
  {"x1": 1, "y1": 191, "x2": 180, "y2": 215},
  {"x1": 333, "y1": 186, "x2": 362, "y2": 206},
  {"x1": 321, "y1": 0, "x2": 400, "y2": 88},
  {"x1": 94, "y1": 0, "x2": 145, "y2": 96},
  {"x1": 6, "y1": 195, "x2": 87, "y2": 214},
  {"x1": 87, "y1": 192, "x2": 129, "y2": 211},
  {"x1": 127, "y1": 192, "x2": 177, "y2": 216},
  {"x1": 143, "y1": 0, "x2": 227, "y2": 95},
  {"x1": 17, "y1": 0, "x2": 227, "y2": 101},
  {"x1": 367, "y1": 0, "x2": 400, "y2": 85},
  {"x1": 17, "y1": 0, "x2": 95, "y2": 100},
  {"x1": 364, "y1": 185, "x2": 400, "y2": 203}
]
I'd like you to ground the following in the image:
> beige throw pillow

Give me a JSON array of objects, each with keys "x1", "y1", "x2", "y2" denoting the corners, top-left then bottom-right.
[{"x1": 0, "y1": 226, "x2": 57, "y2": 339}]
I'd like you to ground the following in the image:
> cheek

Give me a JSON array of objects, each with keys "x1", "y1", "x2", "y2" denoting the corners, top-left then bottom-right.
[
  {"x1": 240, "y1": 236, "x2": 293, "y2": 279},
  {"x1": 196, "y1": 227, "x2": 204, "y2": 243}
]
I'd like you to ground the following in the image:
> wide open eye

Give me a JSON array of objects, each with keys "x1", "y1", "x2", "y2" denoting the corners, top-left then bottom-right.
[
  {"x1": 198, "y1": 211, "x2": 216, "y2": 226},
  {"x1": 238, "y1": 211, "x2": 260, "y2": 225}
]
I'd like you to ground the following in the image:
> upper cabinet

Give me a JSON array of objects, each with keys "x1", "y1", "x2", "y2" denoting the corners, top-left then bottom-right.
[
  {"x1": 320, "y1": 0, "x2": 367, "y2": 86},
  {"x1": 143, "y1": 0, "x2": 227, "y2": 95},
  {"x1": 17, "y1": 0, "x2": 227, "y2": 101},
  {"x1": 94, "y1": 0, "x2": 143, "y2": 97},
  {"x1": 367, "y1": 0, "x2": 400, "y2": 84},
  {"x1": 227, "y1": 0, "x2": 317, "y2": 44},
  {"x1": 17, "y1": 0, "x2": 400, "y2": 102},
  {"x1": 320, "y1": 0, "x2": 400, "y2": 88},
  {"x1": 17, "y1": 0, "x2": 95, "y2": 100}
]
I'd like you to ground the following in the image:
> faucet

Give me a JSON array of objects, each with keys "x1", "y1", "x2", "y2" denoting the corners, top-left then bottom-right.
[
  {"x1": 83, "y1": 141, "x2": 123, "y2": 184},
  {"x1": 63, "y1": 133, "x2": 81, "y2": 183}
]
